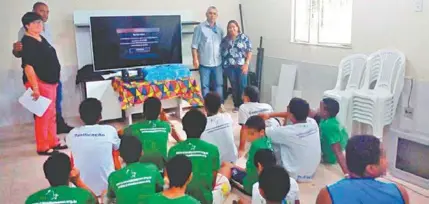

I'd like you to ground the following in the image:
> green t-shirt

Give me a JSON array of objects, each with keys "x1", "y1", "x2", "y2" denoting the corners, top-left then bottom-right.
[
  {"x1": 147, "y1": 192, "x2": 201, "y2": 204},
  {"x1": 168, "y1": 138, "x2": 220, "y2": 204},
  {"x1": 320, "y1": 117, "x2": 348, "y2": 164},
  {"x1": 124, "y1": 119, "x2": 171, "y2": 169},
  {"x1": 107, "y1": 162, "x2": 164, "y2": 203},
  {"x1": 243, "y1": 136, "x2": 273, "y2": 194},
  {"x1": 25, "y1": 186, "x2": 96, "y2": 204}
]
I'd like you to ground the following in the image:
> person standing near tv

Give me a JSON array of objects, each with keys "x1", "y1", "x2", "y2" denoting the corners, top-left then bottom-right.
[
  {"x1": 192, "y1": 6, "x2": 225, "y2": 104},
  {"x1": 20, "y1": 12, "x2": 68, "y2": 155},
  {"x1": 12, "y1": 2, "x2": 73, "y2": 134}
]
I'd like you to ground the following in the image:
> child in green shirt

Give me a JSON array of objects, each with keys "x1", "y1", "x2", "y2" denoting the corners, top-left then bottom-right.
[
  {"x1": 148, "y1": 155, "x2": 201, "y2": 204},
  {"x1": 123, "y1": 97, "x2": 182, "y2": 170},
  {"x1": 319, "y1": 98, "x2": 349, "y2": 175},
  {"x1": 26, "y1": 152, "x2": 97, "y2": 204},
  {"x1": 107, "y1": 136, "x2": 164, "y2": 204},
  {"x1": 168, "y1": 109, "x2": 221, "y2": 204},
  {"x1": 221, "y1": 115, "x2": 273, "y2": 195}
]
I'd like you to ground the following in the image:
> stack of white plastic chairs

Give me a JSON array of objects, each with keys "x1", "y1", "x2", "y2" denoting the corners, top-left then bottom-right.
[
  {"x1": 351, "y1": 50, "x2": 406, "y2": 139},
  {"x1": 323, "y1": 54, "x2": 367, "y2": 135}
]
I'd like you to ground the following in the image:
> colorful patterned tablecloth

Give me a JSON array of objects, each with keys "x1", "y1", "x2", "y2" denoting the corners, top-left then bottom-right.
[{"x1": 112, "y1": 77, "x2": 204, "y2": 110}]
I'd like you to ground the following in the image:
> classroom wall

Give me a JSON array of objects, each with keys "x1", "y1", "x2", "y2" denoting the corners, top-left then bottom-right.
[
  {"x1": 242, "y1": 0, "x2": 429, "y2": 81},
  {"x1": 0, "y1": 0, "x2": 240, "y2": 127}
]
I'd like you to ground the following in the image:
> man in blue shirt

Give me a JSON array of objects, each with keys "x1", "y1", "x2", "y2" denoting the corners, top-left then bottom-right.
[
  {"x1": 12, "y1": 2, "x2": 73, "y2": 134},
  {"x1": 191, "y1": 6, "x2": 225, "y2": 102}
]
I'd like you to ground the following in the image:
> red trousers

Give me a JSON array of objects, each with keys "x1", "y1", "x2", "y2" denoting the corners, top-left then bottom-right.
[{"x1": 25, "y1": 80, "x2": 59, "y2": 152}]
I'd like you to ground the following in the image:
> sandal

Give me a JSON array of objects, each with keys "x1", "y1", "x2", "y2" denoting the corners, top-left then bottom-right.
[
  {"x1": 53, "y1": 144, "x2": 68, "y2": 150},
  {"x1": 37, "y1": 149, "x2": 57, "y2": 156}
]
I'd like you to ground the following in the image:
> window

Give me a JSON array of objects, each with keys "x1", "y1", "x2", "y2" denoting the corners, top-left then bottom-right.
[{"x1": 292, "y1": 0, "x2": 352, "y2": 47}]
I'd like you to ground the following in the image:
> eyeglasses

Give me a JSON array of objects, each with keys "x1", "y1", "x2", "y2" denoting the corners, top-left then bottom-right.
[{"x1": 207, "y1": 12, "x2": 217, "y2": 15}]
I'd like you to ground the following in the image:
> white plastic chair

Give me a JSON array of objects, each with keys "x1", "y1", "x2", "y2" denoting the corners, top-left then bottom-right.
[
  {"x1": 351, "y1": 50, "x2": 406, "y2": 138},
  {"x1": 323, "y1": 54, "x2": 367, "y2": 134}
]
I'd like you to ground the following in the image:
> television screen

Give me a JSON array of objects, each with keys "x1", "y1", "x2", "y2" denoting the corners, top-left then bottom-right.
[{"x1": 90, "y1": 15, "x2": 182, "y2": 72}]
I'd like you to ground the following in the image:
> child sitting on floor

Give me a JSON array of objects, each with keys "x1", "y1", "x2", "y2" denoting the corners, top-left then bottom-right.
[
  {"x1": 316, "y1": 135, "x2": 409, "y2": 204},
  {"x1": 201, "y1": 92, "x2": 238, "y2": 163},
  {"x1": 123, "y1": 97, "x2": 181, "y2": 171},
  {"x1": 238, "y1": 86, "x2": 280, "y2": 157},
  {"x1": 148, "y1": 155, "x2": 200, "y2": 203},
  {"x1": 66, "y1": 98, "x2": 121, "y2": 198},
  {"x1": 260, "y1": 98, "x2": 321, "y2": 182},
  {"x1": 259, "y1": 166, "x2": 293, "y2": 204},
  {"x1": 252, "y1": 149, "x2": 300, "y2": 204},
  {"x1": 318, "y1": 98, "x2": 349, "y2": 175},
  {"x1": 222, "y1": 115, "x2": 273, "y2": 195},
  {"x1": 26, "y1": 152, "x2": 98, "y2": 204},
  {"x1": 168, "y1": 109, "x2": 221, "y2": 204},
  {"x1": 106, "y1": 136, "x2": 163, "y2": 203}
]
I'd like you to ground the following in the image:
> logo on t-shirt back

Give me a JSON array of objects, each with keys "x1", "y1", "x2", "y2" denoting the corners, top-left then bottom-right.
[{"x1": 74, "y1": 133, "x2": 105, "y2": 137}]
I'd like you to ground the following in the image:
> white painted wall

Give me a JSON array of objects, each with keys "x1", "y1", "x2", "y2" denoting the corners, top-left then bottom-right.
[
  {"x1": 0, "y1": 0, "x2": 240, "y2": 127},
  {"x1": 241, "y1": 0, "x2": 429, "y2": 80}
]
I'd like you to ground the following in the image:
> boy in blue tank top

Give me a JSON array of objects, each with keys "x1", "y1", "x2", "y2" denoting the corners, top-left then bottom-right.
[{"x1": 316, "y1": 135, "x2": 409, "y2": 204}]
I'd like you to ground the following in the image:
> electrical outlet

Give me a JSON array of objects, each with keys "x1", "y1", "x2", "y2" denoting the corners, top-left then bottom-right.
[{"x1": 404, "y1": 107, "x2": 414, "y2": 119}]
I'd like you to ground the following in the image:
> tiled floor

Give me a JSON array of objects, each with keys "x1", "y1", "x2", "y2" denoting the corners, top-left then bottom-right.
[{"x1": 1, "y1": 99, "x2": 428, "y2": 203}]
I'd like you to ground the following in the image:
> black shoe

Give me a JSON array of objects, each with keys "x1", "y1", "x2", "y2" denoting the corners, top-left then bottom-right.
[
  {"x1": 53, "y1": 144, "x2": 68, "y2": 150},
  {"x1": 37, "y1": 149, "x2": 57, "y2": 156}
]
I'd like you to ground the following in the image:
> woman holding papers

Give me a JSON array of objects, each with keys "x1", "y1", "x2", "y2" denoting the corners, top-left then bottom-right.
[{"x1": 20, "y1": 12, "x2": 67, "y2": 155}]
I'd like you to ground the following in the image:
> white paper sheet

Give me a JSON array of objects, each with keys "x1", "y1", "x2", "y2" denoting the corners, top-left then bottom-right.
[{"x1": 19, "y1": 89, "x2": 52, "y2": 117}]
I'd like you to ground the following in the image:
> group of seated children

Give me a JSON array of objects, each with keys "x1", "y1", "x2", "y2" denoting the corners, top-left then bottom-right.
[{"x1": 26, "y1": 85, "x2": 410, "y2": 204}]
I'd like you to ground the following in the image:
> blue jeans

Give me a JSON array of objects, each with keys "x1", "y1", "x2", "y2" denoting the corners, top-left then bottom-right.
[
  {"x1": 199, "y1": 65, "x2": 223, "y2": 102},
  {"x1": 56, "y1": 81, "x2": 63, "y2": 114},
  {"x1": 225, "y1": 66, "x2": 248, "y2": 108}
]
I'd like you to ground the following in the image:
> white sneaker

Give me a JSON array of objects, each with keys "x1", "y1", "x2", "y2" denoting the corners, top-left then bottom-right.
[{"x1": 232, "y1": 107, "x2": 239, "y2": 113}]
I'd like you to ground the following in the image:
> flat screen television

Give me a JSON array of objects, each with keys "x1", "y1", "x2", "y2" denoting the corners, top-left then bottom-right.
[{"x1": 90, "y1": 15, "x2": 182, "y2": 72}]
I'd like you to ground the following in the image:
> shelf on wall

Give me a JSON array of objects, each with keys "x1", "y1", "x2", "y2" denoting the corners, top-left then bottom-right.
[
  {"x1": 182, "y1": 31, "x2": 194, "y2": 35},
  {"x1": 181, "y1": 21, "x2": 200, "y2": 26},
  {"x1": 76, "y1": 21, "x2": 200, "y2": 28}
]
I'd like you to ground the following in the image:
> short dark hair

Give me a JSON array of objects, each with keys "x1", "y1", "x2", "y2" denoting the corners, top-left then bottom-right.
[
  {"x1": 322, "y1": 98, "x2": 340, "y2": 118},
  {"x1": 245, "y1": 115, "x2": 265, "y2": 131},
  {"x1": 120, "y1": 136, "x2": 142, "y2": 164},
  {"x1": 182, "y1": 109, "x2": 207, "y2": 138},
  {"x1": 33, "y1": 2, "x2": 47, "y2": 11},
  {"x1": 244, "y1": 86, "x2": 260, "y2": 102},
  {"x1": 254, "y1": 149, "x2": 277, "y2": 168},
  {"x1": 346, "y1": 135, "x2": 381, "y2": 177},
  {"x1": 21, "y1": 12, "x2": 42, "y2": 30},
  {"x1": 144, "y1": 97, "x2": 161, "y2": 120},
  {"x1": 79, "y1": 98, "x2": 102, "y2": 125},
  {"x1": 259, "y1": 166, "x2": 291, "y2": 202},
  {"x1": 204, "y1": 92, "x2": 221, "y2": 114},
  {"x1": 288, "y1": 97, "x2": 309, "y2": 121},
  {"x1": 44, "y1": 152, "x2": 71, "y2": 187},
  {"x1": 166, "y1": 155, "x2": 192, "y2": 187}
]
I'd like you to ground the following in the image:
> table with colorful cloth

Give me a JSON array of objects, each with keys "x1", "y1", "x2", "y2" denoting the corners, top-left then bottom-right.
[{"x1": 111, "y1": 77, "x2": 204, "y2": 110}]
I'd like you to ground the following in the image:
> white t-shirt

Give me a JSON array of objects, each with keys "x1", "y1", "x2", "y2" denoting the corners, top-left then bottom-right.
[
  {"x1": 201, "y1": 113, "x2": 238, "y2": 163},
  {"x1": 266, "y1": 118, "x2": 321, "y2": 182},
  {"x1": 238, "y1": 102, "x2": 280, "y2": 127},
  {"x1": 252, "y1": 177, "x2": 300, "y2": 204},
  {"x1": 18, "y1": 23, "x2": 53, "y2": 45},
  {"x1": 67, "y1": 124, "x2": 121, "y2": 196}
]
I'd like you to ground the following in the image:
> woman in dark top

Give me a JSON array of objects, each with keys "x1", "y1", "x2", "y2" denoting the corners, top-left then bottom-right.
[
  {"x1": 221, "y1": 20, "x2": 252, "y2": 112},
  {"x1": 21, "y1": 12, "x2": 66, "y2": 155}
]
